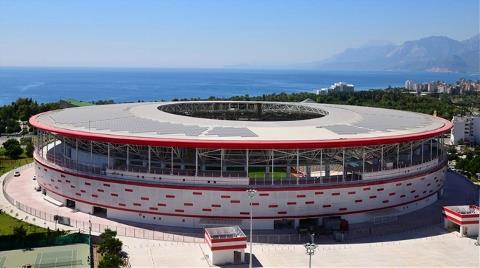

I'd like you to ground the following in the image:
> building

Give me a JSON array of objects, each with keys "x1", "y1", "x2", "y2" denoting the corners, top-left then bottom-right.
[
  {"x1": 450, "y1": 115, "x2": 480, "y2": 145},
  {"x1": 443, "y1": 205, "x2": 479, "y2": 237},
  {"x1": 29, "y1": 101, "x2": 452, "y2": 230},
  {"x1": 404, "y1": 80, "x2": 414, "y2": 91},
  {"x1": 317, "y1": 82, "x2": 354, "y2": 94},
  {"x1": 328, "y1": 82, "x2": 354, "y2": 93},
  {"x1": 204, "y1": 226, "x2": 246, "y2": 265}
]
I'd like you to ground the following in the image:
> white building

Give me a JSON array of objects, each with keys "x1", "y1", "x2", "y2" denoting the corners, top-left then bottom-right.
[
  {"x1": 321, "y1": 82, "x2": 354, "y2": 94},
  {"x1": 443, "y1": 205, "x2": 479, "y2": 237},
  {"x1": 405, "y1": 80, "x2": 414, "y2": 91},
  {"x1": 204, "y1": 226, "x2": 246, "y2": 265},
  {"x1": 450, "y1": 115, "x2": 480, "y2": 145}
]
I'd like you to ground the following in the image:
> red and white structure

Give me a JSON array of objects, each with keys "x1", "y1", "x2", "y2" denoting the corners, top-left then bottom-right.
[
  {"x1": 28, "y1": 101, "x2": 452, "y2": 230},
  {"x1": 443, "y1": 205, "x2": 479, "y2": 237},
  {"x1": 204, "y1": 226, "x2": 246, "y2": 265}
]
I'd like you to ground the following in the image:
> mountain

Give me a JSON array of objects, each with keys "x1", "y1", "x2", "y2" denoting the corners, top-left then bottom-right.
[{"x1": 311, "y1": 35, "x2": 479, "y2": 73}]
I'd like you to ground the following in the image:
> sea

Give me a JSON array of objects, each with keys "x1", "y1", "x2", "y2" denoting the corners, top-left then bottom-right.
[{"x1": 0, "y1": 67, "x2": 479, "y2": 105}]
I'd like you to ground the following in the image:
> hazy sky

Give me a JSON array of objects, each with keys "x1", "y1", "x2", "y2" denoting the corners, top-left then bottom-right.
[{"x1": 0, "y1": 0, "x2": 478, "y2": 68}]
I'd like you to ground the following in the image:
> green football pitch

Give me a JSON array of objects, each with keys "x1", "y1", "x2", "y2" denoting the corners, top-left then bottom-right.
[{"x1": 0, "y1": 243, "x2": 89, "y2": 268}]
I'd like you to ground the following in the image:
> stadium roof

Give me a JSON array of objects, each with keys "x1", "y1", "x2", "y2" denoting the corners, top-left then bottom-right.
[{"x1": 29, "y1": 101, "x2": 452, "y2": 149}]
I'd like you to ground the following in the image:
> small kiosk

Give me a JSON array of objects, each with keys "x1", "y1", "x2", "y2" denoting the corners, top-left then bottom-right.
[
  {"x1": 443, "y1": 205, "x2": 479, "y2": 237},
  {"x1": 204, "y1": 226, "x2": 247, "y2": 265}
]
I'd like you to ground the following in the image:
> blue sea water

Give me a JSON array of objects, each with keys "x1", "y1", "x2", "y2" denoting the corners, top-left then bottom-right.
[{"x1": 0, "y1": 67, "x2": 478, "y2": 105}]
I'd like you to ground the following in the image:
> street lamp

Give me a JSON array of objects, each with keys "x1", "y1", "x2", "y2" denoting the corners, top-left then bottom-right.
[
  {"x1": 246, "y1": 188, "x2": 257, "y2": 268},
  {"x1": 304, "y1": 233, "x2": 317, "y2": 268}
]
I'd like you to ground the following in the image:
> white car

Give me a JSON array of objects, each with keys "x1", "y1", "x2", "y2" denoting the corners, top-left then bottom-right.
[
  {"x1": 13, "y1": 171, "x2": 20, "y2": 177},
  {"x1": 32, "y1": 175, "x2": 36, "y2": 180}
]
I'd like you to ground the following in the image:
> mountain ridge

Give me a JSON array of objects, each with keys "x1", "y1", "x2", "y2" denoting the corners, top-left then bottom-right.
[{"x1": 310, "y1": 34, "x2": 479, "y2": 73}]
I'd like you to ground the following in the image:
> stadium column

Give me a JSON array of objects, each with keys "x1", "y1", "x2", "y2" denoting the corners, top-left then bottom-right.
[
  {"x1": 397, "y1": 143, "x2": 400, "y2": 168},
  {"x1": 380, "y1": 146, "x2": 384, "y2": 171},
  {"x1": 76, "y1": 139, "x2": 79, "y2": 169},
  {"x1": 53, "y1": 136, "x2": 56, "y2": 164},
  {"x1": 195, "y1": 148, "x2": 198, "y2": 177},
  {"x1": 430, "y1": 139, "x2": 433, "y2": 161},
  {"x1": 246, "y1": 149, "x2": 249, "y2": 175},
  {"x1": 296, "y1": 149, "x2": 299, "y2": 184},
  {"x1": 63, "y1": 136, "x2": 66, "y2": 167},
  {"x1": 90, "y1": 140, "x2": 93, "y2": 168},
  {"x1": 410, "y1": 142, "x2": 413, "y2": 166},
  {"x1": 107, "y1": 143, "x2": 110, "y2": 169},
  {"x1": 220, "y1": 149, "x2": 224, "y2": 177},
  {"x1": 320, "y1": 149, "x2": 323, "y2": 183},
  {"x1": 170, "y1": 147, "x2": 174, "y2": 175},
  {"x1": 421, "y1": 140, "x2": 424, "y2": 163},
  {"x1": 148, "y1": 145, "x2": 151, "y2": 173},
  {"x1": 40, "y1": 131, "x2": 43, "y2": 158},
  {"x1": 342, "y1": 148, "x2": 345, "y2": 181},
  {"x1": 271, "y1": 150, "x2": 274, "y2": 185},
  {"x1": 362, "y1": 147, "x2": 365, "y2": 175},
  {"x1": 126, "y1": 145, "x2": 129, "y2": 171}
]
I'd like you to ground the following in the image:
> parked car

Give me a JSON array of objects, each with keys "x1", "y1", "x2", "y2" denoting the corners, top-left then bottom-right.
[
  {"x1": 32, "y1": 175, "x2": 36, "y2": 180},
  {"x1": 13, "y1": 171, "x2": 20, "y2": 177}
]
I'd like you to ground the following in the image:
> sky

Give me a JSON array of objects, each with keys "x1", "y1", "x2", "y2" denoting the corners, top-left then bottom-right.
[{"x1": 0, "y1": 0, "x2": 478, "y2": 68}]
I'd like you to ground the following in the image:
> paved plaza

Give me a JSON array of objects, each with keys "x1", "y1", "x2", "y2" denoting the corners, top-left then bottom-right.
[
  {"x1": 121, "y1": 230, "x2": 479, "y2": 267},
  {"x1": 1, "y1": 165, "x2": 479, "y2": 267}
]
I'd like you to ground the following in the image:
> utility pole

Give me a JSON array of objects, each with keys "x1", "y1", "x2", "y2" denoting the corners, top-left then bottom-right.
[
  {"x1": 304, "y1": 233, "x2": 318, "y2": 268},
  {"x1": 246, "y1": 189, "x2": 257, "y2": 268}
]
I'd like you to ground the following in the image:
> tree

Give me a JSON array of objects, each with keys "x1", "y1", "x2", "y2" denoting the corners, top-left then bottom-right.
[
  {"x1": 20, "y1": 137, "x2": 34, "y2": 157},
  {"x1": 2, "y1": 139, "x2": 23, "y2": 159},
  {"x1": 99, "y1": 254, "x2": 124, "y2": 268},
  {"x1": 98, "y1": 229, "x2": 128, "y2": 268},
  {"x1": 12, "y1": 225, "x2": 27, "y2": 245}
]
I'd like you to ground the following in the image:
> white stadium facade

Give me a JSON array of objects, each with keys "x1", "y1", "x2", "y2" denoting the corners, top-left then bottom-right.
[{"x1": 29, "y1": 101, "x2": 452, "y2": 230}]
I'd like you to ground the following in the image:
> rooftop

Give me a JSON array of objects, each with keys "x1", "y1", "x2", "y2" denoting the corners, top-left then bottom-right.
[
  {"x1": 205, "y1": 225, "x2": 246, "y2": 240},
  {"x1": 30, "y1": 101, "x2": 452, "y2": 148}
]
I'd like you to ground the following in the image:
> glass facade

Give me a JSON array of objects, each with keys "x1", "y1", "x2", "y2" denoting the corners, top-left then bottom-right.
[{"x1": 34, "y1": 130, "x2": 447, "y2": 186}]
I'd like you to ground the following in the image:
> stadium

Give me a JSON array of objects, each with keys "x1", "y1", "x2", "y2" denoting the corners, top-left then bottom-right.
[{"x1": 29, "y1": 101, "x2": 452, "y2": 230}]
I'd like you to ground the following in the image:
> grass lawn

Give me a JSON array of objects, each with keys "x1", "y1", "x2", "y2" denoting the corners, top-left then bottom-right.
[
  {"x1": 0, "y1": 156, "x2": 32, "y2": 175},
  {"x1": 0, "y1": 152, "x2": 43, "y2": 236},
  {"x1": 249, "y1": 171, "x2": 288, "y2": 180},
  {"x1": 0, "y1": 213, "x2": 48, "y2": 236}
]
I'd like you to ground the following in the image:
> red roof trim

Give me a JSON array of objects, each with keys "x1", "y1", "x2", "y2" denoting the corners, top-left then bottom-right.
[{"x1": 29, "y1": 113, "x2": 452, "y2": 149}]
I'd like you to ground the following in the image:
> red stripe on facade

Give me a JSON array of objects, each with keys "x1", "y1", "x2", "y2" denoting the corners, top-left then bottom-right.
[
  {"x1": 210, "y1": 245, "x2": 247, "y2": 251},
  {"x1": 38, "y1": 181, "x2": 441, "y2": 220}
]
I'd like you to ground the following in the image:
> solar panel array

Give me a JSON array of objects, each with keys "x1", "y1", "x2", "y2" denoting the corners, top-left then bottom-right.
[
  {"x1": 43, "y1": 105, "x2": 262, "y2": 137},
  {"x1": 205, "y1": 127, "x2": 258, "y2": 137},
  {"x1": 36, "y1": 102, "x2": 443, "y2": 139},
  {"x1": 322, "y1": 125, "x2": 372, "y2": 135}
]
